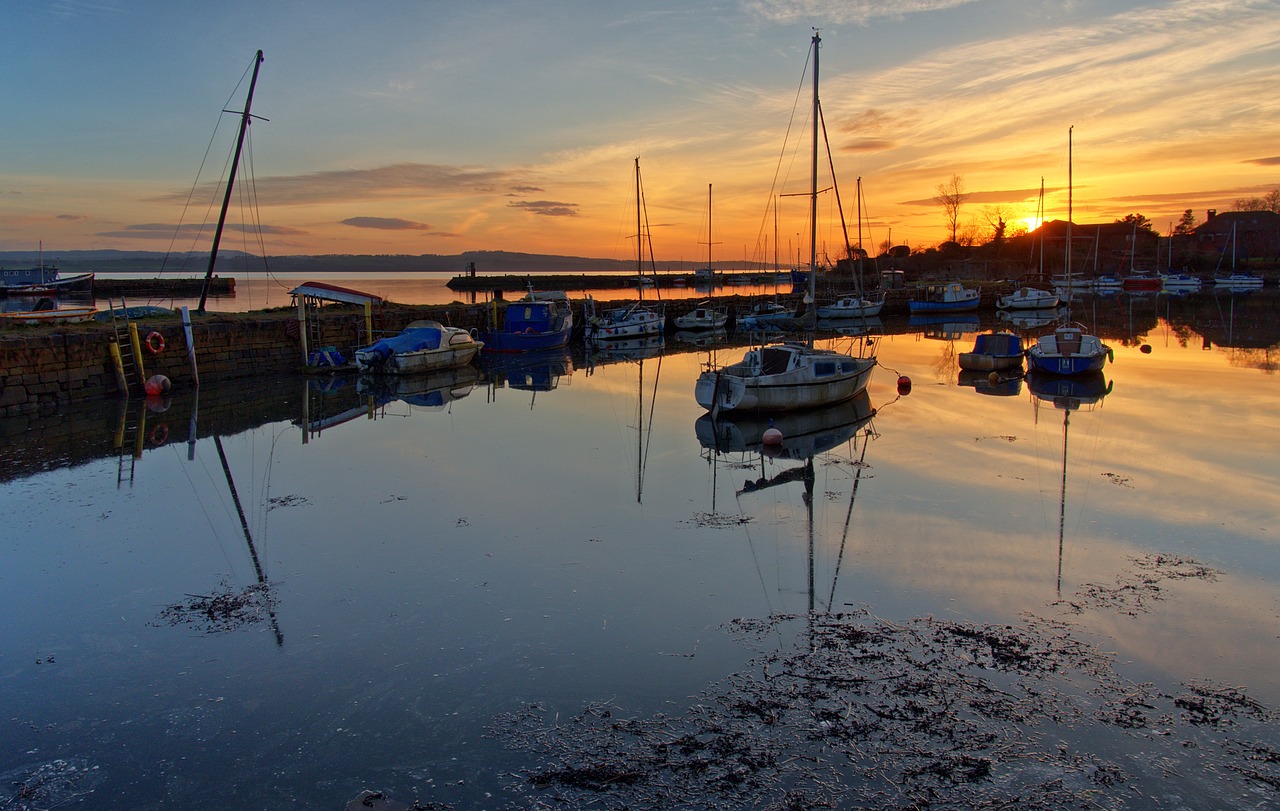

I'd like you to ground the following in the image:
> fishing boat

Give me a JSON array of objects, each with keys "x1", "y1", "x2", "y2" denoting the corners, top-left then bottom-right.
[
  {"x1": 585, "y1": 158, "x2": 666, "y2": 343},
  {"x1": 957, "y1": 331, "x2": 1025, "y2": 372},
  {"x1": 907, "y1": 282, "x2": 980, "y2": 313},
  {"x1": 0, "y1": 244, "x2": 94, "y2": 297},
  {"x1": 1026, "y1": 323, "x2": 1111, "y2": 376},
  {"x1": 477, "y1": 290, "x2": 574, "y2": 352},
  {"x1": 996, "y1": 286, "x2": 1059, "y2": 310},
  {"x1": 353, "y1": 320, "x2": 482, "y2": 374},
  {"x1": 695, "y1": 33, "x2": 875, "y2": 415}
]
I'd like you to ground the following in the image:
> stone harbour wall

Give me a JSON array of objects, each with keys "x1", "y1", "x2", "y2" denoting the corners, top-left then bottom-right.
[{"x1": 0, "y1": 305, "x2": 488, "y2": 417}]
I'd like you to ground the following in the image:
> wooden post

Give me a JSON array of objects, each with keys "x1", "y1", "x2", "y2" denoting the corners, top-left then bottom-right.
[
  {"x1": 364, "y1": 300, "x2": 372, "y2": 346},
  {"x1": 128, "y1": 322, "x2": 147, "y2": 384},
  {"x1": 297, "y1": 296, "x2": 309, "y2": 365},
  {"x1": 108, "y1": 340, "x2": 129, "y2": 397}
]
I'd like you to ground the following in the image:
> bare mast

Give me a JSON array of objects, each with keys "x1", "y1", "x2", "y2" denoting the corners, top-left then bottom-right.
[{"x1": 198, "y1": 50, "x2": 265, "y2": 313}]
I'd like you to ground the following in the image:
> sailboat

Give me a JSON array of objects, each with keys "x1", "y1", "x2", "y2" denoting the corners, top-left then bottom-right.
[
  {"x1": 1027, "y1": 128, "x2": 1112, "y2": 377},
  {"x1": 675, "y1": 184, "x2": 729, "y2": 331},
  {"x1": 816, "y1": 177, "x2": 885, "y2": 320},
  {"x1": 694, "y1": 32, "x2": 876, "y2": 415},
  {"x1": 1213, "y1": 222, "x2": 1264, "y2": 289},
  {"x1": 585, "y1": 158, "x2": 666, "y2": 343}
]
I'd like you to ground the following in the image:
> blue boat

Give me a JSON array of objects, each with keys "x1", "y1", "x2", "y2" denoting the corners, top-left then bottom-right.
[
  {"x1": 958, "y1": 331, "x2": 1025, "y2": 372},
  {"x1": 907, "y1": 282, "x2": 980, "y2": 314},
  {"x1": 478, "y1": 291, "x2": 574, "y2": 353},
  {"x1": 1026, "y1": 323, "x2": 1111, "y2": 376}
]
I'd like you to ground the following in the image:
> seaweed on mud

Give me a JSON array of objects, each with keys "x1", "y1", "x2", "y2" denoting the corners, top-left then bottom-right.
[
  {"x1": 152, "y1": 579, "x2": 277, "y2": 635},
  {"x1": 1055, "y1": 553, "x2": 1222, "y2": 616},
  {"x1": 489, "y1": 608, "x2": 1277, "y2": 810}
]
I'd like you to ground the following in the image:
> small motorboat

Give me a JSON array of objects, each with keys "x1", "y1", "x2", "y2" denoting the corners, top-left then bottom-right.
[
  {"x1": 996, "y1": 286, "x2": 1059, "y2": 310},
  {"x1": 1026, "y1": 323, "x2": 1111, "y2": 376},
  {"x1": 354, "y1": 320, "x2": 482, "y2": 374},
  {"x1": 958, "y1": 331, "x2": 1025, "y2": 372}
]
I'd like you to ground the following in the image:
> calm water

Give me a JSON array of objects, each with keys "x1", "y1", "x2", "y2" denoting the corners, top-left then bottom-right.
[
  {"x1": 2, "y1": 286, "x2": 1279, "y2": 809},
  {"x1": 91, "y1": 270, "x2": 795, "y2": 312}
]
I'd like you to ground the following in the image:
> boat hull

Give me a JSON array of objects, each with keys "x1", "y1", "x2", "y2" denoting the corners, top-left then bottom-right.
[
  {"x1": 958, "y1": 352, "x2": 1022, "y2": 372},
  {"x1": 354, "y1": 322, "x2": 482, "y2": 374},
  {"x1": 694, "y1": 345, "x2": 874, "y2": 414},
  {"x1": 479, "y1": 327, "x2": 571, "y2": 353}
]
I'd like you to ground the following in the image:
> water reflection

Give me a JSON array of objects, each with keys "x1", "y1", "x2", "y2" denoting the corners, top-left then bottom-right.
[
  {"x1": 1026, "y1": 370, "x2": 1113, "y2": 596},
  {"x1": 1, "y1": 311, "x2": 1278, "y2": 809}
]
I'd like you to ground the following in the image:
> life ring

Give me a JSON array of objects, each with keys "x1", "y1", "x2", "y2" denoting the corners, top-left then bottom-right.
[
  {"x1": 149, "y1": 423, "x2": 169, "y2": 446},
  {"x1": 145, "y1": 331, "x2": 165, "y2": 355}
]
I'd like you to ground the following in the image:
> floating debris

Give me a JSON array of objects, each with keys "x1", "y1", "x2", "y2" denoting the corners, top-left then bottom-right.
[
  {"x1": 0, "y1": 758, "x2": 103, "y2": 811},
  {"x1": 152, "y1": 580, "x2": 278, "y2": 635},
  {"x1": 689, "y1": 512, "x2": 753, "y2": 528},
  {"x1": 1056, "y1": 554, "x2": 1221, "y2": 616},
  {"x1": 267, "y1": 494, "x2": 309, "y2": 510}
]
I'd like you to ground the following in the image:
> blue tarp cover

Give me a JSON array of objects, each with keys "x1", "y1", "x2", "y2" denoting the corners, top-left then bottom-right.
[{"x1": 360, "y1": 326, "x2": 443, "y2": 363}]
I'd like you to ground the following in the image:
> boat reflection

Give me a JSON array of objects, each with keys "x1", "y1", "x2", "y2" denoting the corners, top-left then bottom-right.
[
  {"x1": 356, "y1": 365, "x2": 480, "y2": 410},
  {"x1": 998, "y1": 306, "x2": 1067, "y2": 330},
  {"x1": 1026, "y1": 369, "x2": 1113, "y2": 596},
  {"x1": 957, "y1": 369, "x2": 1023, "y2": 396},
  {"x1": 481, "y1": 346, "x2": 574, "y2": 407},
  {"x1": 586, "y1": 334, "x2": 665, "y2": 365},
  {"x1": 696, "y1": 390, "x2": 875, "y2": 463},
  {"x1": 908, "y1": 313, "x2": 980, "y2": 340}
]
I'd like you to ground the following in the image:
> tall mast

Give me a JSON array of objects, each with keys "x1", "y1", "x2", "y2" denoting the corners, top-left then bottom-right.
[
  {"x1": 198, "y1": 50, "x2": 265, "y2": 313},
  {"x1": 635, "y1": 157, "x2": 643, "y2": 277},
  {"x1": 809, "y1": 31, "x2": 820, "y2": 305},
  {"x1": 1066, "y1": 126, "x2": 1073, "y2": 286},
  {"x1": 707, "y1": 183, "x2": 713, "y2": 271}
]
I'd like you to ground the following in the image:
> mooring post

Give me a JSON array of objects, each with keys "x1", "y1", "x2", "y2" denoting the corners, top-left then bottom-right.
[
  {"x1": 297, "y1": 296, "x2": 309, "y2": 365},
  {"x1": 181, "y1": 307, "x2": 199, "y2": 388},
  {"x1": 127, "y1": 322, "x2": 147, "y2": 385}
]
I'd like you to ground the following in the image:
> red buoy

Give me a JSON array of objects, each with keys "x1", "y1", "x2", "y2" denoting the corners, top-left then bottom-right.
[
  {"x1": 897, "y1": 374, "x2": 912, "y2": 395},
  {"x1": 144, "y1": 374, "x2": 171, "y2": 396}
]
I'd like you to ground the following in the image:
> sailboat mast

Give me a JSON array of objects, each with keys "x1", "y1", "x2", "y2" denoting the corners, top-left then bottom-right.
[
  {"x1": 1066, "y1": 126, "x2": 1073, "y2": 286},
  {"x1": 708, "y1": 183, "x2": 713, "y2": 271},
  {"x1": 635, "y1": 157, "x2": 643, "y2": 277},
  {"x1": 199, "y1": 50, "x2": 265, "y2": 313},
  {"x1": 809, "y1": 31, "x2": 820, "y2": 302}
]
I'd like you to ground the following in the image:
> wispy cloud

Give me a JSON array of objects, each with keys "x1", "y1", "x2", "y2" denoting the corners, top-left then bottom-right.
[
  {"x1": 97, "y1": 223, "x2": 307, "y2": 239},
  {"x1": 508, "y1": 200, "x2": 581, "y2": 217},
  {"x1": 744, "y1": 0, "x2": 981, "y2": 25},
  {"x1": 341, "y1": 217, "x2": 432, "y2": 231},
  {"x1": 1248, "y1": 156, "x2": 1280, "y2": 166},
  {"x1": 157, "y1": 163, "x2": 524, "y2": 207}
]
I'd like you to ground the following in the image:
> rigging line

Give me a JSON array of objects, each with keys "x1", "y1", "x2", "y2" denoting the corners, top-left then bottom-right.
[
  {"x1": 751, "y1": 42, "x2": 815, "y2": 264},
  {"x1": 637, "y1": 167, "x2": 662, "y2": 301},
  {"x1": 240, "y1": 128, "x2": 284, "y2": 292},
  {"x1": 171, "y1": 440, "x2": 243, "y2": 575},
  {"x1": 159, "y1": 116, "x2": 228, "y2": 282}
]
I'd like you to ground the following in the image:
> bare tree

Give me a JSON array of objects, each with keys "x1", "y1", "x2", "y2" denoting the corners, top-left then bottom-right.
[
  {"x1": 1232, "y1": 189, "x2": 1280, "y2": 213},
  {"x1": 934, "y1": 174, "x2": 968, "y2": 244}
]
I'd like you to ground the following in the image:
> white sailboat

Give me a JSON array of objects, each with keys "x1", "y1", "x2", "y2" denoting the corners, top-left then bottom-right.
[
  {"x1": 817, "y1": 177, "x2": 885, "y2": 320},
  {"x1": 695, "y1": 32, "x2": 876, "y2": 415},
  {"x1": 586, "y1": 158, "x2": 666, "y2": 343},
  {"x1": 674, "y1": 184, "x2": 729, "y2": 330}
]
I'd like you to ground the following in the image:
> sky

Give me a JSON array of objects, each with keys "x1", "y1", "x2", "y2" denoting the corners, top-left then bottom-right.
[{"x1": 3, "y1": 0, "x2": 1278, "y2": 266}]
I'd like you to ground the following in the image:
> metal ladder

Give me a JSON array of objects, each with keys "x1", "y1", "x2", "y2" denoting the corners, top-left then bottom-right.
[{"x1": 108, "y1": 297, "x2": 141, "y2": 397}]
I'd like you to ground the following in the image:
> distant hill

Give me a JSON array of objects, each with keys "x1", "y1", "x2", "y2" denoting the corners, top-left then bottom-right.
[{"x1": 0, "y1": 249, "x2": 750, "y2": 275}]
